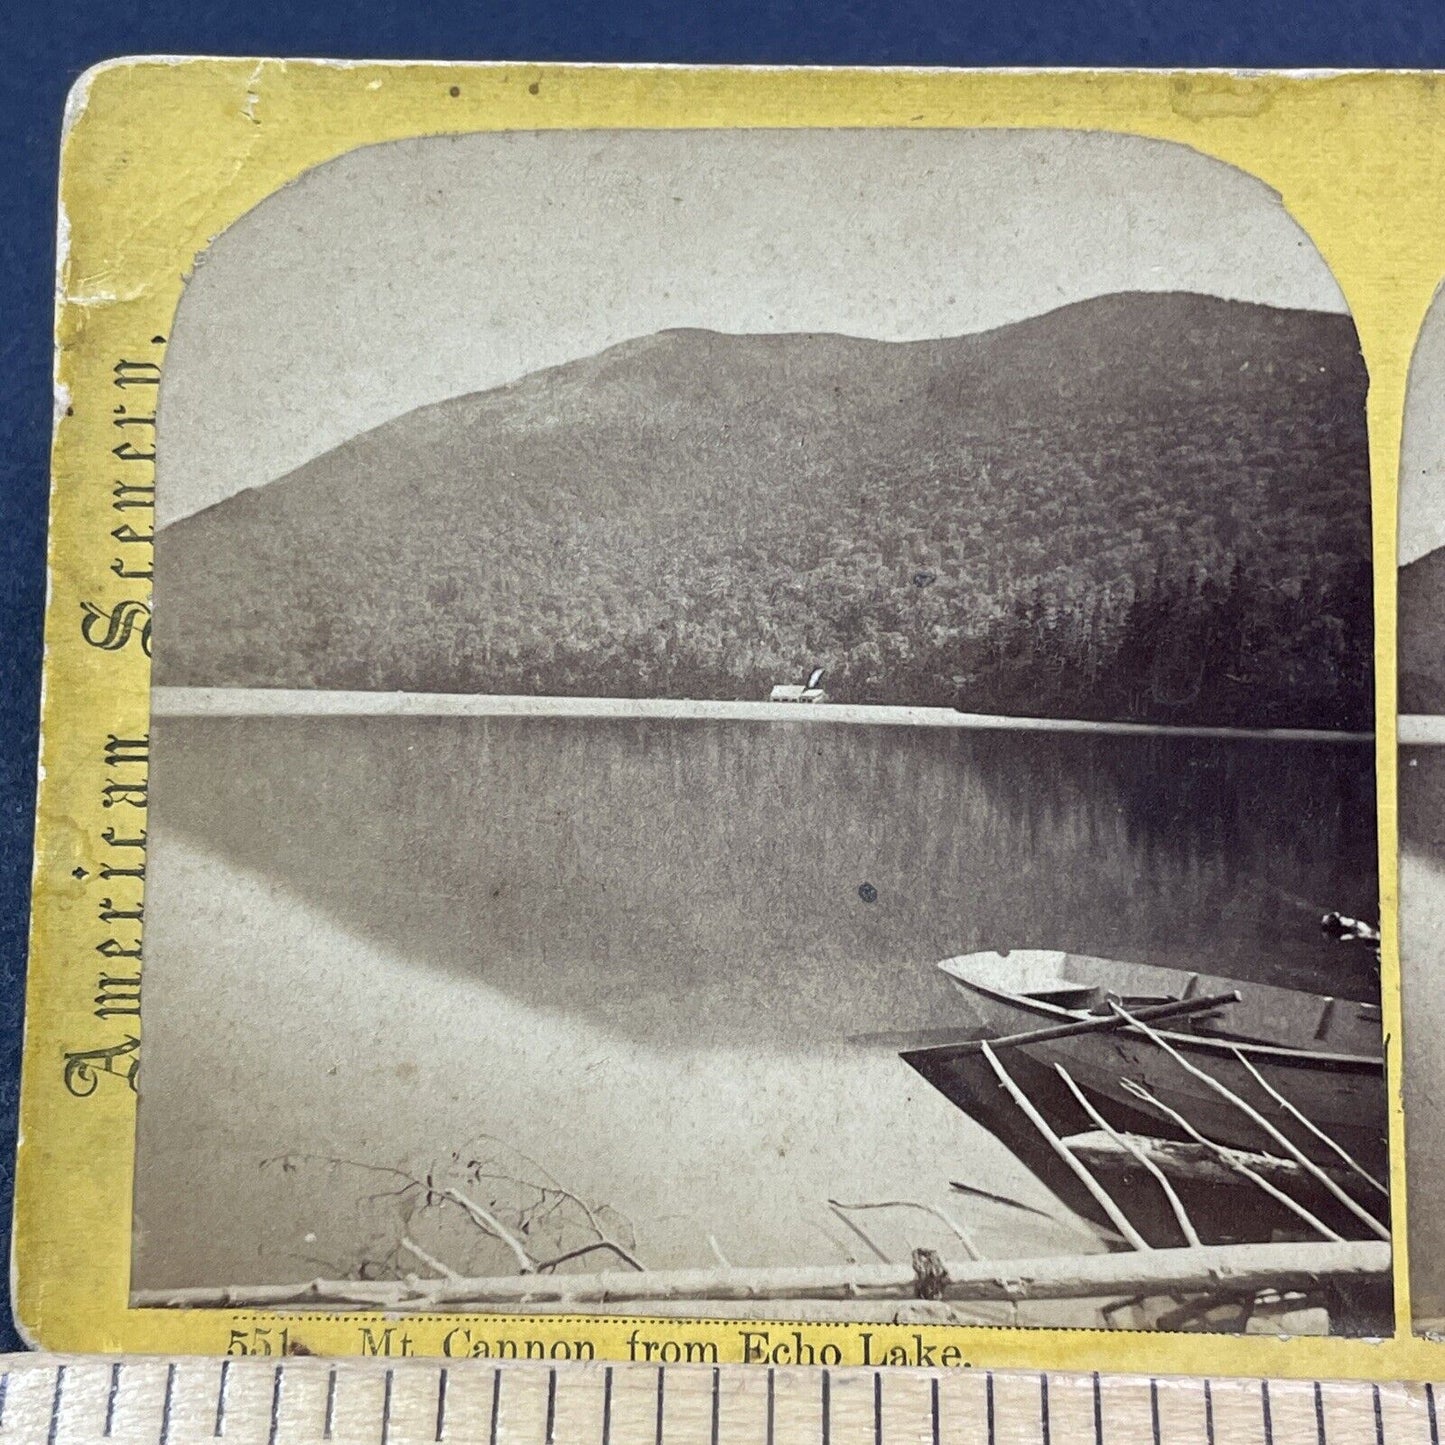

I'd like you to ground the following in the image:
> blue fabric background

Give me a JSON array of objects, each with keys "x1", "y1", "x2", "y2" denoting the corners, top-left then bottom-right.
[{"x1": 4, "y1": 1, "x2": 1444, "y2": 1353}]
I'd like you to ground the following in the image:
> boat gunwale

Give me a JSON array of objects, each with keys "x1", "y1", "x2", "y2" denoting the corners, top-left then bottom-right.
[{"x1": 940, "y1": 964, "x2": 1382, "y2": 1074}]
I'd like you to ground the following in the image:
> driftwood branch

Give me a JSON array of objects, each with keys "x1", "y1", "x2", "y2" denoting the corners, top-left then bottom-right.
[
  {"x1": 265, "y1": 1140, "x2": 649, "y2": 1288},
  {"x1": 537, "y1": 1241, "x2": 646, "y2": 1273},
  {"x1": 1228, "y1": 1046, "x2": 1389, "y2": 1199},
  {"x1": 1119, "y1": 1078, "x2": 1343, "y2": 1242},
  {"x1": 439, "y1": 1188, "x2": 537, "y2": 1272},
  {"x1": 131, "y1": 1239, "x2": 1391, "y2": 1310},
  {"x1": 947, "y1": 1180, "x2": 1107, "y2": 1243},
  {"x1": 919, "y1": 990, "x2": 1239, "y2": 1059},
  {"x1": 827, "y1": 1198, "x2": 982, "y2": 1261},
  {"x1": 399, "y1": 1237, "x2": 460, "y2": 1281},
  {"x1": 1053, "y1": 1063, "x2": 1202, "y2": 1248},
  {"x1": 1110, "y1": 1002, "x2": 1389, "y2": 1243},
  {"x1": 980, "y1": 1041, "x2": 1152, "y2": 1251},
  {"x1": 827, "y1": 1203, "x2": 892, "y2": 1263}
]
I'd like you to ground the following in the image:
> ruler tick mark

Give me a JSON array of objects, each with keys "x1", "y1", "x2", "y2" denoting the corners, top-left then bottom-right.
[
  {"x1": 267, "y1": 1366, "x2": 284, "y2": 1445},
  {"x1": 215, "y1": 1361, "x2": 231, "y2": 1438},
  {"x1": 103, "y1": 1361, "x2": 120, "y2": 1438},
  {"x1": 160, "y1": 1364, "x2": 177, "y2": 1445},
  {"x1": 46, "y1": 1365, "x2": 65, "y2": 1445},
  {"x1": 0, "y1": 1359, "x2": 1398, "y2": 1445},
  {"x1": 381, "y1": 1368, "x2": 395, "y2": 1445}
]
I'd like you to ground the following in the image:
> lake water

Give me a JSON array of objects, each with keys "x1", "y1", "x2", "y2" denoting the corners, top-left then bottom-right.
[{"x1": 132, "y1": 714, "x2": 1380, "y2": 1307}]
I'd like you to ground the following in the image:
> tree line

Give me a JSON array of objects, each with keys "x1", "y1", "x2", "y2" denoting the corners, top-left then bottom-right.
[{"x1": 357, "y1": 550, "x2": 1370, "y2": 731}]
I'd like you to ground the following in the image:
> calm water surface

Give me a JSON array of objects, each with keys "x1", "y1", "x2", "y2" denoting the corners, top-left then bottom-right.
[
  {"x1": 133, "y1": 716, "x2": 1380, "y2": 1294},
  {"x1": 156, "y1": 714, "x2": 1380, "y2": 1032}
]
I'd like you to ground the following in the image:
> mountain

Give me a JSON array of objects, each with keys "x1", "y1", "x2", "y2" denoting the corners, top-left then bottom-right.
[
  {"x1": 1401, "y1": 547, "x2": 1445, "y2": 713},
  {"x1": 152, "y1": 291, "x2": 1374, "y2": 726}
]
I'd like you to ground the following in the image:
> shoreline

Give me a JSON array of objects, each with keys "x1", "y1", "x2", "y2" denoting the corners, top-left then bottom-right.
[{"x1": 150, "y1": 686, "x2": 1374, "y2": 743}]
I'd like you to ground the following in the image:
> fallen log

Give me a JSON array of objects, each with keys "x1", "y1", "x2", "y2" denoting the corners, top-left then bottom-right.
[
  {"x1": 1062, "y1": 1129, "x2": 1375, "y2": 1200},
  {"x1": 131, "y1": 1240, "x2": 1390, "y2": 1311}
]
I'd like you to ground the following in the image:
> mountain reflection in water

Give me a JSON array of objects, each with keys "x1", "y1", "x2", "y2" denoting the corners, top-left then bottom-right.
[{"x1": 150, "y1": 714, "x2": 1381, "y2": 1040}]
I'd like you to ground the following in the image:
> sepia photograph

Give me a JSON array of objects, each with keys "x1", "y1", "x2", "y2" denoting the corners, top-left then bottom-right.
[
  {"x1": 131, "y1": 127, "x2": 1388, "y2": 1335},
  {"x1": 1396, "y1": 278, "x2": 1445, "y2": 1335}
]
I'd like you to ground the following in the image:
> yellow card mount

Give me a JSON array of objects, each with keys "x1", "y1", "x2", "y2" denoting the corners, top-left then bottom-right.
[{"x1": 21, "y1": 59, "x2": 1445, "y2": 1382}]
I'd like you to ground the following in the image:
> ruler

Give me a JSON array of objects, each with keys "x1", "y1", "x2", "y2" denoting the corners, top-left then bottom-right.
[{"x1": 0, "y1": 1356, "x2": 1437, "y2": 1445}]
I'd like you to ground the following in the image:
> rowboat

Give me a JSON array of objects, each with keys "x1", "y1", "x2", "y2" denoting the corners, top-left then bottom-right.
[{"x1": 901, "y1": 950, "x2": 1386, "y2": 1182}]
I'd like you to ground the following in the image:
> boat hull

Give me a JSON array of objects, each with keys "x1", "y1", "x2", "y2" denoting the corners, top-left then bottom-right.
[
  {"x1": 903, "y1": 1033, "x2": 1387, "y2": 1246},
  {"x1": 912, "y1": 951, "x2": 1387, "y2": 1182}
]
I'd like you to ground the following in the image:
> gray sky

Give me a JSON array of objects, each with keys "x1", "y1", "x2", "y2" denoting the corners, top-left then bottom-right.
[
  {"x1": 156, "y1": 127, "x2": 1349, "y2": 527},
  {"x1": 1401, "y1": 281, "x2": 1445, "y2": 565}
]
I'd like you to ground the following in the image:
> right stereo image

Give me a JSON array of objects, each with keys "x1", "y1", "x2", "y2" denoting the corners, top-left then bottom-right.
[{"x1": 1398, "y1": 280, "x2": 1445, "y2": 1334}]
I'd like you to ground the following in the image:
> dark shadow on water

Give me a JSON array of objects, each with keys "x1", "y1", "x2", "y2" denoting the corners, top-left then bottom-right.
[{"x1": 148, "y1": 715, "x2": 1380, "y2": 1047}]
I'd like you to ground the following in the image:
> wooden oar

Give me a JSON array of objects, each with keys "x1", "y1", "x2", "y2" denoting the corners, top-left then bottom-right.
[{"x1": 900, "y1": 990, "x2": 1240, "y2": 1061}]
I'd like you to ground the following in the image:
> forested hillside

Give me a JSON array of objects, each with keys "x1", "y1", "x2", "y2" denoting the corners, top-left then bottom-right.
[{"x1": 154, "y1": 292, "x2": 1373, "y2": 728}]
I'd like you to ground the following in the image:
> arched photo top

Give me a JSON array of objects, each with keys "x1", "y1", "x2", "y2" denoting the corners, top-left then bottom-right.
[
  {"x1": 152, "y1": 126, "x2": 1371, "y2": 735},
  {"x1": 157, "y1": 127, "x2": 1357, "y2": 524}
]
